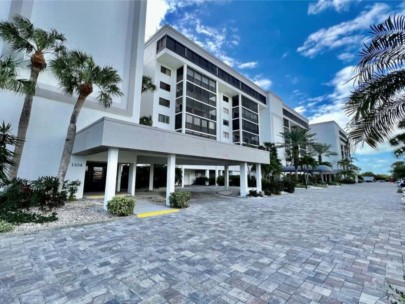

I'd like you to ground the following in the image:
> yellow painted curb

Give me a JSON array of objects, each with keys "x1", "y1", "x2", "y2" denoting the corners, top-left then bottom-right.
[{"x1": 137, "y1": 209, "x2": 179, "y2": 218}]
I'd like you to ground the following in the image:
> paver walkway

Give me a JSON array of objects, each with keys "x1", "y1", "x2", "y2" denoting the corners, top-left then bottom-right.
[{"x1": 1, "y1": 183, "x2": 404, "y2": 304}]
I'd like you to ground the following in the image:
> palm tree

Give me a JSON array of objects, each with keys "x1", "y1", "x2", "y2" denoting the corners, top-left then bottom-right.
[
  {"x1": 50, "y1": 50, "x2": 122, "y2": 187},
  {"x1": 299, "y1": 155, "x2": 317, "y2": 188},
  {"x1": 344, "y1": 15, "x2": 405, "y2": 148},
  {"x1": 389, "y1": 119, "x2": 405, "y2": 157},
  {"x1": 0, "y1": 15, "x2": 65, "y2": 178},
  {"x1": 262, "y1": 142, "x2": 282, "y2": 180},
  {"x1": 310, "y1": 143, "x2": 338, "y2": 183},
  {"x1": 311, "y1": 143, "x2": 337, "y2": 165},
  {"x1": 142, "y1": 76, "x2": 156, "y2": 93},
  {"x1": 279, "y1": 127, "x2": 315, "y2": 178}
]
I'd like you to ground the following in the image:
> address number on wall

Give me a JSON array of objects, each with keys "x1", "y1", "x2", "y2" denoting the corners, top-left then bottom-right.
[{"x1": 71, "y1": 163, "x2": 83, "y2": 167}]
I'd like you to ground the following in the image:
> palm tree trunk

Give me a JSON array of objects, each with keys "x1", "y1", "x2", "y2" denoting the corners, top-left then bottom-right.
[
  {"x1": 9, "y1": 68, "x2": 40, "y2": 179},
  {"x1": 57, "y1": 96, "x2": 86, "y2": 189}
]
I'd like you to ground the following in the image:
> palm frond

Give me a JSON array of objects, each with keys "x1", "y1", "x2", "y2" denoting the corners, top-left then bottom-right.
[
  {"x1": 0, "y1": 17, "x2": 34, "y2": 53},
  {"x1": 348, "y1": 95, "x2": 405, "y2": 147},
  {"x1": 355, "y1": 15, "x2": 405, "y2": 84}
]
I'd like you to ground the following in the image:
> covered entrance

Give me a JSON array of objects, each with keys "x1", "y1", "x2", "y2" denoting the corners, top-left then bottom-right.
[{"x1": 73, "y1": 117, "x2": 268, "y2": 208}]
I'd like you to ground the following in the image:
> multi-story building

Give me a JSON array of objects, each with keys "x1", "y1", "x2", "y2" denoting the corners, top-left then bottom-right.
[
  {"x1": 0, "y1": 4, "x2": 269, "y2": 206},
  {"x1": 309, "y1": 121, "x2": 351, "y2": 170}
]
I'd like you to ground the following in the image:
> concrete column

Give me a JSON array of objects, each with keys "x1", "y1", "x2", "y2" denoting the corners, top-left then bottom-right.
[
  {"x1": 116, "y1": 164, "x2": 124, "y2": 192},
  {"x1": 166, "y1": 154, "x2": 176, "y2": 206},
  {"x1": 128, "y1": 156, "x2": 137, "y2": 196},
  {"x1": 240, "y1": 162, "x2": 248, "y2": 197},
  {"x1": 225, "y1": 165, "x2": 229, "y2": 189},
  {"x1": 205, "y1": 169, "x2": 209, "y2": 179},
  {"x1": 149, "y1": 164, "x2": 154, "y2": 191},
  {"x1": 255, "y1": 164, "x2": 262, "y2": 191},
  {"x1": 215, "y1": 168, "x2": 219, "y2": 186},
  {"x1": 181, "y1": 166, "x2": 185, "y2": 188},
  {"x1": 104, "y1": 148, "x2": 119, "y2": 209}
]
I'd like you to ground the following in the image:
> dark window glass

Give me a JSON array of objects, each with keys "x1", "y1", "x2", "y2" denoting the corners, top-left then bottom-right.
[
  {"x1": 233, "y1": 131, "x2": 240, "y2": 143},
  {"x1": 186, "y1": 98, "x2": 216, "y2": 120},
  {"x1": 283, "y1": 109, "x2": 309, "y2": 129},
  {"x1": 242, "y1": 131, "x2": 259, "y2": 146},
  {"x1": 223, "y1": 119, "x2": 229, "y2": 126},
  {"x1": 158, "y1": 114, "x2": 170, "y2": 124},
  {"x1": 242, "y1": 108, "x2": 258, "y2": 123},
  {"x1": 241, "y1": 96, "x2": 258, "y2": 112},
  {"x1": 175, "y1": 113, "x2": 182, "y2": 129},
  {"x1": 160, "y1": 82, "x2": 171, "y2": 92},
  {"x1": 185, "y1": 114, "x2": 216, "y2": 136},
  {"x1": 161, "y1": 66, "x2": 171, "y2": 76},
  {"x1": 232, "y1": 119, "x2": 240, "y2": 130},
  {"x1": 242, "y1": 119, "x2": 259, "y2": 134},
  {"x1": 159, "y1": 97, "x2": 170, "y2": 107},
  {"x1": 156, "y1": 35, "x2": 166, "y2": 53},
  {"x1": 232, "y1": 95, "x2": 239, "y2": 107},
  {"x1": 177, "y1": 66, "x2": 184, "y2": 82},
  {"x1": 223, "y1": 96, "x2": 229, "y2": 102},
  {"x1": 176, "y1": 97, "x2": 182, "y2": 113},
  {"x1": 232, "y1": 107, "x2": 239, "y2": 119},
  {"x1": 176, "y1": 82, "x2": 183, "y2": 97},
  {"x1": 186, "y1": 82, "x2": 216, "y2": 106}
]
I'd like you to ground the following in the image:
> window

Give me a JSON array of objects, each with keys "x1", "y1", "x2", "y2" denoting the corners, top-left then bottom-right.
[
  {"x1": 223, "y1": 119, "x2": 229, "y2": 126},
  {"x1": 159, "y1": 97, "x2": 170, "y2": 107},
  {"x1": 160, "y1": 82, "x2": 171, "y2": 92},
  {"x1": 161, "y1": 66, "x2": 171, "y2": 76},
  {"x1": 223, "y1": 96, "x2": 229, "y2": 102},
  {"x1": 158, "y1": 114, "x2": 170, "y2": 124},
  {"x1": 223, "y1": 107, "x2": 229, "y2": 114},
  {"x1": 223, "y1": 132, "x2": 229, "y2": 139}
]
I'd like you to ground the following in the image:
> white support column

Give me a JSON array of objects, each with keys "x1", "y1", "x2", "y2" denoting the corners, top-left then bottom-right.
[
  {"x1": 181, "y1": 166, "x2": 185, "y2": 188},
  {"x1": 149, "y1": 164, "x2": 154, "y2": 191},
  {"x1": 104, "y1": 148, "x2": 119, "y2": 209},
  {"x1": 255, "y1": 164, "x2": 262, "y2": 192},
  {"x1": 166, "y1": 154, "x2": 176, "y2": 207},
  {"x1": 128, "y1": 156, "x2": 137, "y2": 196},
  {"x1": 116, "y1": 164, "x2": 124, "y2": 192},
  {"x1": 240, "y1": 162, "x2": 248, "y2": 197},
  {"x1": 205, "y1": 169, "x2": 209, "y2": 179},
  {"x1": 225, "y1": 165, "x2": 229, "y2": 189},
  {"x1": 215, "y1": 168, "x2": 218, "y2": 186}
]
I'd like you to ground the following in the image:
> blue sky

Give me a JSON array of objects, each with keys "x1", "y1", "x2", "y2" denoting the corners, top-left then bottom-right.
[{"x1": 146, "y1": 0, "x2": 405, "y2": 174}]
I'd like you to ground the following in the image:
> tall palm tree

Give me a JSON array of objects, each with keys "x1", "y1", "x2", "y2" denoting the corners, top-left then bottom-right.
[
  {"x1": 279, "y1": 127, "x2": 315, "y2": 178},
  {"x1": 310, "y1": 143, "x2": 337, "y2": 183},
  {"x1": 344, "y1": 15, "x2": 405, "y2": 148},
  {"x1": 262, "y1": 142, "x2": 282, "y2": 180},
  {"x1": 50, "y1": 50, "x2": 123, "y2": 187},
  {"x1": 299, "y1": 155, "x2": 317, "y2": 188},
  {"x1": 311, "y1": 143, "x2": 337, "y2": 165},
  {"x1": 0, "y1": 15, "x2": 65, "y2": 178}
]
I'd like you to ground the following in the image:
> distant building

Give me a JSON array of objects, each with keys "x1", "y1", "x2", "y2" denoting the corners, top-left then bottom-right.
[{"x1": 309, "y1": 121, "x2": 351, "y2": 170}]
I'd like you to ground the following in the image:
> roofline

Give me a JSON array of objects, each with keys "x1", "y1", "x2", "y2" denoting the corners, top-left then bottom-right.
[
  {"x1": 145, "y1": 24, "x2": 268, "y2": 96},
  {"x1": 309, "y1": 120, "x2": 347, "y2": 133},
  {"x1": 282, "y1": 103, "x2": 309, "y2": 122}
]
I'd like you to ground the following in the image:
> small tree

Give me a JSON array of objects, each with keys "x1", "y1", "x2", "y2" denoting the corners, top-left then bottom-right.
[
  {"x1": 299, "y1": 155, "x2": 317, "y2": 189},
  {"x1": 0, "y1": 123, "x2": 21, "y2": 186},
  {"x1": 50, "y1": 50, "x2": 123, "y2": 187},
  {"x1": 262, "y1": 142, "x2": 282, "y2": 180},
  {"x1": 337, "y1": 157, "x2": 360, "y2": 181},
  {"x1": 391, "y1": 161, "x2": 405, "y2": 180},
  {"x1": 142, "y1": 76, "x2": 156, "y2": 93},
  {"x1": 0, "y1": 15, "x2": 65, "y2": 178}
]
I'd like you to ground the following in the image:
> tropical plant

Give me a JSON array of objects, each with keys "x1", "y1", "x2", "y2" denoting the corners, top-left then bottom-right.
[
  {"x1": 311, "y1": 143, "x2": 337, "y2": 183},
  {"x1": 299, "y1": 155, "x2": 318, "y2": 189},
  {"x1": 142, "y1": 76, "x2": 156, "y2": 93},
  {"x1": 337, "y1": 157, "x2": 360, "y2": 181},
  {"x1": 139, "y1": 115, "x2": 153, "y2": 126},
  {"x1": 169, "y1": 191, "x2": 191, "y2": 208},
  {"x1": 391, "y1": 161, "x2": 405, "y2": 180},
  {"x1": 0, "y1": 15, "x2": 66, "y2": 178},
  {"x1": 0, "y1": 56, "x2": 29, "y2": 92},
  {"x1": 262, "y1": 142, "x2": 282, "y2": 180},
  {"x1": 107, "y1": 196, "x2": 135, "y2": 216},
  {"x1": 0, "y1": 123, "x2": 22, "y2": 186},
  {"x1": 279, "y1": 127, "x2": 315, "y2": 178},
  {"x1": 344, "y1": 15, "x2": 405, "y2": 148},
  {"x1": 49, "y1": 50, "x2": 123, "y2": 187},
  {"x1": 389, "y1": 120, "x2": 405, "y2": 157}
]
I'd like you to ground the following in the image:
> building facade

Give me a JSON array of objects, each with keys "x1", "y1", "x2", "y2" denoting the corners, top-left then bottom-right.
[{"x1": 309, "y1": 121, "x2": 351, "y2": 170}]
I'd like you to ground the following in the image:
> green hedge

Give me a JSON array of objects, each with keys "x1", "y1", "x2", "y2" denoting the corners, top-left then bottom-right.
[
  {"x1": 107, "y1": 196, "x2": 135, "y2": 216},
  {"x1": 170, "y1": 192, "x2": 191, "y2": 208}
]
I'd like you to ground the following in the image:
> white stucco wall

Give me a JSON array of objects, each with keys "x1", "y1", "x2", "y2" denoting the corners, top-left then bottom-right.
[
  {"x1": 310, "y1": 121, "x2": 342, "y2": 168},
  {"x1": 0, "y1": 0, "x2": 147, "y2": 197}
]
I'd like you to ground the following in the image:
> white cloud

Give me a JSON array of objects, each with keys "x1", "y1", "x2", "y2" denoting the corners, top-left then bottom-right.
[
  {"x1": 145, "y1": 0, "x2": 170, "y2": 40},
  {"x1": 282, "y1": 52, "x2": 288, "y2": 59},
  {"x1": 238, "y1": 61, "x2": 258, "y2": 69},
  {"x1": 253, "y1": 77, "x2": 272, "y2": 90},
  {"x1": 298, "y1": 3, "x2": 391, "y2": 58},
  {"x1": 308, "y1": 0, "x2": 358, "y2": 15},
  {"x1": 294, "y1": 106, "x2": 306, "y2": 115},
  {"x1": 337, "y1": 52, "x2": 356, "y2": 62}
]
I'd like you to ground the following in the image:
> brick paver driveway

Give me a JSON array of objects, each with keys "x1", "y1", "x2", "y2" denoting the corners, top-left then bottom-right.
[{"x1": 1, "y1": 183, "x2": 405, "y2": 304}]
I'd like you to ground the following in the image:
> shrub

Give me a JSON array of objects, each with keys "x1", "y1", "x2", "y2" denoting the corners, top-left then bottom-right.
[
  {"x1": 194, "y1": 176, "x2": 209, "y2": 185},
  {"x1": 0, "y1": 210, "x2": 57, "y2": 225},
  {"x1": 249, "y1": 189, "x2": 264, "y2": 197},
  {"x1": 0, "y1": 178, "x2": 32, "y2": 211},
  {"x1": 340, "y1": 178, "x2": 356, "y2": 184},
  {"x1": 107, "y1": 196, "x2": 135, "y2": 216},
  {"x1": 262, "y1": 178, "x2": 271, "y2": 196},
  {"x1": 262, "y1": 178, "x2": 283, "y2": 195},
  {"x1": 248, "y1": 175, "x2": 256, "y2": 187},
  {"x1": 0, "y1": 220, "x2": 14, "y2": 233},
  {"x1": 397, "y1": 188, "x2": 403, "y2": 193},
  {"x1": 217, "y1": 175, "x2": 225, "y2": 186},
  {"x1": 64, "y1": 180, "x2": 81, "y2": 201},
  {"x1": 170, "y1": 191, "x2": 191, "y2": 208},
  {"x1": 283, "y1": 179, "x2": 296, "y2": 193},
  {"x1": 31, "y1": 176, "x2": 67, "y2": 210},
  {"x1": 209, "y1": 176, "x2": 216, "y2": 185}
]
